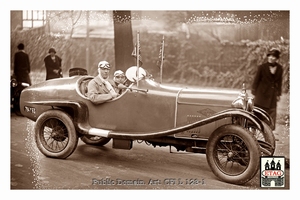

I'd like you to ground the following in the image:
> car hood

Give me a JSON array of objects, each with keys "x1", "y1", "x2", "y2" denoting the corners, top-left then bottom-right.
[{"x1": 141, "y1": 79, "x2": 243, "y2": 106}]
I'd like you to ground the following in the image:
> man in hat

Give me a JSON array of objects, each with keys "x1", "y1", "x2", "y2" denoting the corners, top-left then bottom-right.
[
  {"x1": 251, "y1": 48, "x2": 283, "y2": 130},
  {"x1": 13, "y1": 43, "x2": 31, "y2": 85},
  {"x1": 44, "y1": 47, "x2": 62, "y2": 80},
  {"x1": 87, "y1": 61, "x2": 119, "y2": 104}
]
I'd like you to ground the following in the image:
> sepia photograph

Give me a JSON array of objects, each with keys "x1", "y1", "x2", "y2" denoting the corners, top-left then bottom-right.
[{"x1": 5, "y1": 0, "x2": 297, "y2": 197}]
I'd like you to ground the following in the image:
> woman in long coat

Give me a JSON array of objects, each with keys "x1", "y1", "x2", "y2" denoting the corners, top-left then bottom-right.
[
  {"x1": 44, "y1": 47, "x2": 62, "y2": 80},
  {"x1": 251, "y1": 48, "x2": 283, "y2": 129}
]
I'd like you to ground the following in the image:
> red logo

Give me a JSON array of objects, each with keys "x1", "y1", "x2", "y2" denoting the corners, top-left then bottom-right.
[{"x1": 262, "y1": 170, "x2": 284, "y2": 177}]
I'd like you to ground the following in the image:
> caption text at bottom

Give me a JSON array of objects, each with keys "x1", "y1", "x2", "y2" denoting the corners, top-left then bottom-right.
[{"x1": 92, "y1": 178, "x2": 205, "y2": 186}]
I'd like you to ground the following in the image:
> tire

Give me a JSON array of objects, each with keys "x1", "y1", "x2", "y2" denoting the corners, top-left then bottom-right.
[
  {"x1": 206, "y1": 124, "x2": 260, "y2": 185},
  {"x1": 248, "y1": 121, "x2": 276, "y2": 156},
  {"x1": 80, "y1": 135, "x2": 111, "y2": 146},
  {"x1": 34, "y1": 110, "x2": 78, "y2": 159}
]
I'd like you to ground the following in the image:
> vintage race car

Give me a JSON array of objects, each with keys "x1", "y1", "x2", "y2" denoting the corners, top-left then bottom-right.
[{"x1": 20, "y1": 66, "x2": 275, "y2": 185}]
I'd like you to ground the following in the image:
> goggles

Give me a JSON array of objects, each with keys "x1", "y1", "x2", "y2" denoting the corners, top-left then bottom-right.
[
  {"x1": 99, "y1": 64, "x2": 110, "y2": 69},
  {"x1": 98, "y1": 61, "x2": 110, "y2": 69}
]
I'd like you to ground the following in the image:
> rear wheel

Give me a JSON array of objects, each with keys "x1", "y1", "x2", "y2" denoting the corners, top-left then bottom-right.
[
  {"x1": 34, "y1": 110, "x2": 78, "y2": 159},
  {"x1": 80, "y1": 135, "x2": 111, "y2": 146},
  {"x1": 206, "y1": 124, "x2": 260, "y2": 185}
]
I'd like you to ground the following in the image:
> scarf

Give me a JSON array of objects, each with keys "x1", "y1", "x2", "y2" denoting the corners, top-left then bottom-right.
[
  {"x1": 98, "y1": 74, "x2": 118, "y2": 96},
  {"x1": 269, "y1": 63, "x2": 277, "y2": 75}
]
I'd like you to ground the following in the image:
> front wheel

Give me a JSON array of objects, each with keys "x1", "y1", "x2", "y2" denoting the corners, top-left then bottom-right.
[
  {"x1": 206, "y1": 124, "x2": 260, "y2": 185},
  {"x1": 234, "y1": 117, "x2": 276, "y2": 156},
  {"x1": 34, "y1": 110, "x2": 78, "y2": 159},
  {"x1": 248, "y1": 121, "x2": 276, "y2": 156}
]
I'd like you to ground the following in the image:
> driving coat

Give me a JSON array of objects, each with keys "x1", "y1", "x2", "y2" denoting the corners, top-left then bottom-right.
[
  {"x1": 87, "y1": 76, "x2": 117, "y2": 104},
  {"x1": 251, "y1": 62, "x2": 283, "y2": 109},
  {"x1": 13, "y1": 51, "x2": 31, "y2": 85}
]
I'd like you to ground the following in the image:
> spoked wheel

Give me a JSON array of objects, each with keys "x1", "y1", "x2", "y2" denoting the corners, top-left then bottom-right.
[
  {"x1": 34, "y1": 110, "x2": 78, "y2": 159},
  {"x1": 206, "y1": 124, "x2": 260, "y2": 185},
  {"x1": 248, "y1": 121, "x2": 276, "y2": 156},
  {"x1": 80, "y1": 135, "x2": 111, "y2": 146}
]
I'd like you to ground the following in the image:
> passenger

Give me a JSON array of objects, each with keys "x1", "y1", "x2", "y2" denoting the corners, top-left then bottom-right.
[
  {"x1": 87, "y1": 61, "x2": 119, "y2": 104},
  {"x1": 113, "y1": 70, "x2": 127, "y2": 94}
]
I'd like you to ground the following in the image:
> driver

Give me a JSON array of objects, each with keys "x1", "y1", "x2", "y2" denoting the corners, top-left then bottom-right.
[{"x1": 87, "y1": 61, "x2": 119, "y2": 104}]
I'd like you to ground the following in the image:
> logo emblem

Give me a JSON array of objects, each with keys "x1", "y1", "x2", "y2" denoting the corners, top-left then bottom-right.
[
  {"x1": 260, "y1": 156, "x2": 285, "y2": 187},
  {"x1": 197, "y1": 108, "x2": 215, "y2": 117}
]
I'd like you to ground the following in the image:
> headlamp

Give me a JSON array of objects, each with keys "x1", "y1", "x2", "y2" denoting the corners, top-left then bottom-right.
[{"x1": 231, "y1": 83, "x2": 254, "y2": 112}]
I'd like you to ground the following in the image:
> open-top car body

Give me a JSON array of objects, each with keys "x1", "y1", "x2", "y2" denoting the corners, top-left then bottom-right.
[{"x1": 20, "y1": 66, "x2": 275, "y2": 185}]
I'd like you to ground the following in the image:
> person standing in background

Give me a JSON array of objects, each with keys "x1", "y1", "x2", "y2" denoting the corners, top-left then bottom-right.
[
  {"x1": 13, "y1": 43, "x2": 31, "y2": 85},
  {"x1": 251, "y1": 48, "x2": 283, "y2": 130},
  {"x1": 44, "y1": 47, "x2": 62, "y2": 80}
]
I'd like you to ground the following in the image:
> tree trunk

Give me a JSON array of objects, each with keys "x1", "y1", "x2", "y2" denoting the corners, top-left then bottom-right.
[{"x1": 113, "y1": 11, "x2": 135, "y2": 72}]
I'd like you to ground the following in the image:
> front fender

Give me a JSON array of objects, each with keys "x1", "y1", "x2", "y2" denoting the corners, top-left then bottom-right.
[
  {"x1": 212, "y1": 108, "x2": 264, "y2": 131},
  {"x1": 253, "y1": 107, "x2": 275, "y2": 130}
]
